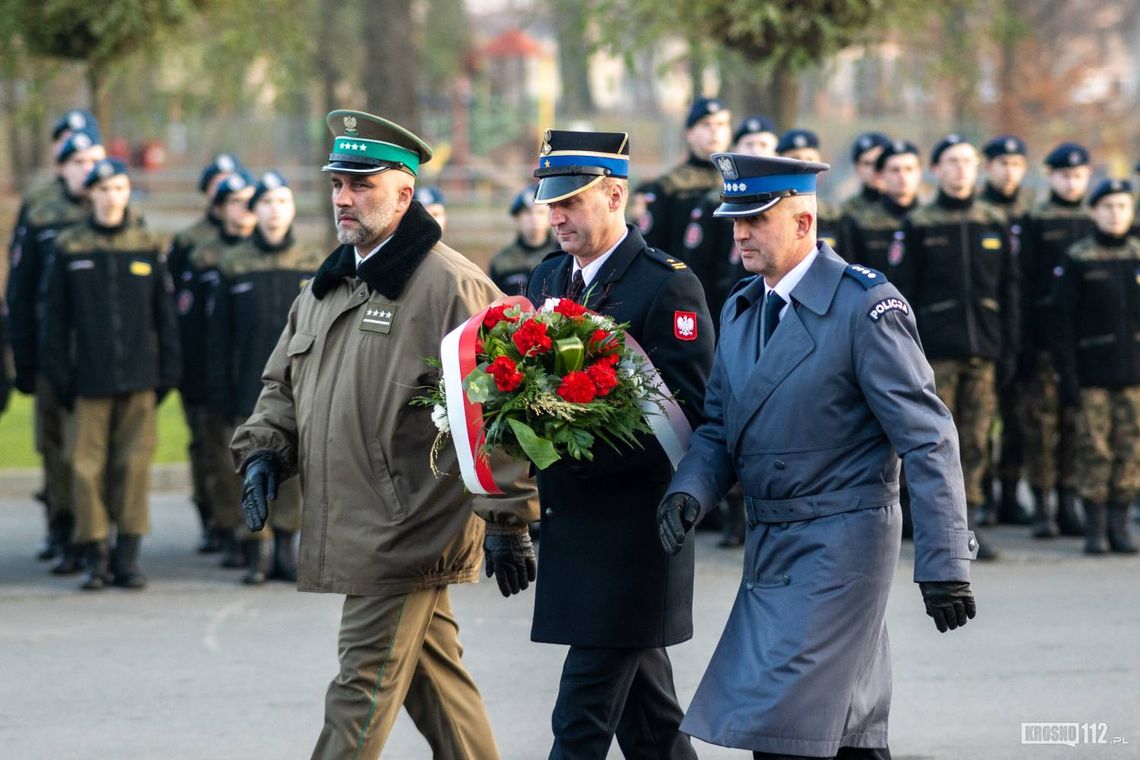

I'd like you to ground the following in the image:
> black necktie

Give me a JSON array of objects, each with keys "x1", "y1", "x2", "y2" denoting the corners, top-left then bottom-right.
[
  {"x1": 566, "y1": 269, "x2": 586, "y2": 302},
  {"x1": 761, "y1": 291, "x2": 785, "y2": 351}
]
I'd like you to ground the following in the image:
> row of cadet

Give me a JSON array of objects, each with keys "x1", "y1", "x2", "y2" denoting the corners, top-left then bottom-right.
[{"x1": 618, "y1": 97, "x2": 1140, "y2": 561}]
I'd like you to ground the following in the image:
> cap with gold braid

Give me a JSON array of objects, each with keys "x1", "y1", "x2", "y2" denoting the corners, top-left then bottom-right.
[
  {"x1": 322, "y1": 109, "x2": 433, "y2": 176},
  {"x1": 533, "y1": 129, "x2": 629, "y2": 204}
]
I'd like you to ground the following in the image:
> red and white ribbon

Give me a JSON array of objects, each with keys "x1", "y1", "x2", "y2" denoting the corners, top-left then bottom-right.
[{"x1": 623, "y1": 335, "x2": 692, "y2": 470}]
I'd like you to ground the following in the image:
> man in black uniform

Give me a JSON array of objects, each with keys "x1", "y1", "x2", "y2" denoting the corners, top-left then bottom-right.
[
  {"x1": 839, "y1": 130, "x2": 890, "y2": 219},
  {"x1": 41, "y1": 159, "x2": 180, "y2": 590},
  {"x1": 980, "y1": 134, "x2": 1032, "y2": 526},
  {"x1": 209, "y1": 171, "x2": 323, "y2": 584},
  {"x1": 168, "y1": 153, "x2": 242, "y2": 553},
  {"x1": 637, "y1": 97, "x2": 732, "y2": 255},
  {"x1": 1020, "y1": 142, "x2": 1095, "y2": 538},
  {"x1": 488, "y1": 183, "x2": 552, "y2": 295},
  {"x1": 491, "y1": 129, "x2": 715, "y2": 759},
  {"x1": 844, "y1": 139, "x2": 921, "y2": 276},
  {"x1": 1054, "y1": 179, "x2": 1139, "y2": 555},
  {"x1": 778, "y1": 128, "x2": 843, "y2": 254},
  {"x1": 7, "y1": 128, "x2": 106, "y2": 572},
  {"x1": 895, "y1": 134, "x2": 1019, "y2": 560}
]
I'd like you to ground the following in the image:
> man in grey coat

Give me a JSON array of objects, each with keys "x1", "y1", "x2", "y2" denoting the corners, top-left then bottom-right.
[{"x1": 657, "y1": 153, "x2": 979, "y2": 760}]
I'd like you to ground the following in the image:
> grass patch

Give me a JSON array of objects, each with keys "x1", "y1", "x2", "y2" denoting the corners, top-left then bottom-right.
[{"x1": 0, "y1": 391, "x2": 190, "y2": 469}]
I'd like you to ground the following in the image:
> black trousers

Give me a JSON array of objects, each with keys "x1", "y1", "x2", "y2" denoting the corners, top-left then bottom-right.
[
  {"x1": 550, "y1": 645, "x2": 696, "y2": 760},
  {"x1": 754, "y1": 747, "x2": 892, "y2": 760}
]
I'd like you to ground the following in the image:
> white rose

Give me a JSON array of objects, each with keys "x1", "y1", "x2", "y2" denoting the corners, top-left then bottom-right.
[{"x1": 431, "y1": 404, "x2": 450, "y2": 433}]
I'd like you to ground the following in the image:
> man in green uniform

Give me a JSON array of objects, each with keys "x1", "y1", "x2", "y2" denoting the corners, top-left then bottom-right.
[
  {"x1": 488, "y1": 183, "x2": 552, "y2": 296},
  {"x1": 41, "y1": 158, "x2": 180, "y2": 590}
]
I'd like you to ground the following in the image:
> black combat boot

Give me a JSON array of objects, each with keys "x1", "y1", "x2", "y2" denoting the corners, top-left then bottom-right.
[
  {"x1": 1030, "y1": 488, "x2": 1059, "y2": 538},
  {"x1": 1083, "y1": 502, "x2": 1109, "y2": 555},
  {"x1": 80, "y1": 542, "x2": 111, "y2": 591},
  {"x1": 998, "y1": 478, "x2": 1032, "y2": 525},
  {"x1": 195, "y1": 500, "x2": 221, "y2": 554},
  {"x1": 39, "y1": 511, "x2": 70, "y2": 561},
  {"x1": 968, "y1": 505, "x2": 999, "y2": 560},
  {"x1": 1106, "y1": 503, "x2": 1138, "y2": 554},
  {"x1": 977, "y1": 473, "x2": 998, "y2": 526},
  {"x1": 51, "y1": 532, "x2": 86, "y2": 576},
  {"x1": 241, "y1": 539, "x2": 272, "y2": 585},
  {"x1": 219, "y1": 529, "x2": 244, "y2": 568},
  {"x1": 270, "y1": 529, "x2": 298, "y2": 582},
  {"x1": 1056, "y1": 488, "x2": 1084, "y2": 536},
  {"x1": 112, "y1": 534, "x2": 148, "y2": 589}
]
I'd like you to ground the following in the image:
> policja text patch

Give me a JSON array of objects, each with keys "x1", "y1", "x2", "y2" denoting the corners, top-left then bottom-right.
[{"x1": 867, "y1": 297, "x2": 909, "y2": 322}]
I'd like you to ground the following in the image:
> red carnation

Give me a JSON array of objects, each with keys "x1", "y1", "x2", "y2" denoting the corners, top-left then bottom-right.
[
  {"x1": 586, "y1": 362, "x2": 619, "y2": 396},
  {"x1": 554, "y1": 299, "x2": 587, "y2": 318},
  {"x1": 487, "y1": 356, "x2": 524, "y2": 392},
  {"x1": 483, "y1": 304, "x2": 519, "y2": 330},
  {"x1": 556, "y1": 371, "x2": 598, "y2": 403},
  {"x1": 512, "y1": 318, "x2": 552, "y2": 356},
  {"x1": 590, "y1": 329, "x2": 620, "y2": 355}
]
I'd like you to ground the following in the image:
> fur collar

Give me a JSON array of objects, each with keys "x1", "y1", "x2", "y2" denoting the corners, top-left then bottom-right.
[{"x1": 310, "y1": 200, "x2": 442, "y2": 300}]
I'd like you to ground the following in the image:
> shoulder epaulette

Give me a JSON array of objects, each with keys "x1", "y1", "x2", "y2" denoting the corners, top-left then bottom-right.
[
  {"x1": 843, "y1": 264, "x2": 889, "y2": 289},
  {"x1": 643, "y1": 247, "x2": 688, "y2": 271}
]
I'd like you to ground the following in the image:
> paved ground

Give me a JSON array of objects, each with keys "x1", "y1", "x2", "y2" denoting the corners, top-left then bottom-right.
[{"x1": 1, "y1": 490, "x2": 1137, "y2": 759}]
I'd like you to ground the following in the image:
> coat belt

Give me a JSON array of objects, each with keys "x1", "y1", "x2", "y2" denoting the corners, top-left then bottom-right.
[{"x1": 744, "y1": 482, "x2": 900, "y2": 524}]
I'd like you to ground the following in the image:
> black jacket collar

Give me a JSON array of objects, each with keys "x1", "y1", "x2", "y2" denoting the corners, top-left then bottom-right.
[{"x1": 311, "y1": 200, "x2": 442, "y2": 300}]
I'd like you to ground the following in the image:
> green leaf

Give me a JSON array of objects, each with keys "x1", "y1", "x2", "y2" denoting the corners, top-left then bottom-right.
[
  {"x1": 464, "y1": 370, "x2": 497, "y2": 403},
  {"x1": 553, "y1": 336, "x2": 585, "y2": 374},
  {"x1": 506, "y1": 417, "x2": 561, "y2": 470}
]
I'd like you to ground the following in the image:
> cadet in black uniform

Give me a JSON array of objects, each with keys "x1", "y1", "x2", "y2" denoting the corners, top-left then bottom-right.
[
  {"x1": 168, "y1": 153, "x2": 242, "y2": 553},
  {"x1": 488, "y1": 183, "x2": 552, "y2": 295},
  {"x1": 208, "y1": 172, "x2": 323, "y2": 584},
  {"x1": 844, "y1": 139, "x2": 921, "y2": 275},
  {"x1": 1020, "y1": 143, "x2": 1095, "y2": 538},
  {"x1": 839, "y1": 130, "x2": 890, "y2": 218},
  {"x1": 502, "y1": 129, "x2": 714, "y2": 759},
  {"x1": 7, "y1": 128, "x2": 106, "y2": 573},
  {"x1": 1054, "y1": 179, "x2": 1139, "y2": 555},
  {"x1": 895, "y1": 134, "x2": 1019, "y2": 560},
  {"x1": 778, "y1": 128, "x2": 843, "y2": 254},
  {"x1": 980, "y1": 134, "x2": 1033, "y2": 526},
  {"x1": 41, "y1": 159, "x2": 180, "y2": 590}
]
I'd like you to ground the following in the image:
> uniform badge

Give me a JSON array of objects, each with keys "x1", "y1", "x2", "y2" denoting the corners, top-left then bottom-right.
[
  {"x1": 68, "y1": 112, "x2": 86, "y2": 130},
  {"x1": 343, "y1": 115, "x2": 358, "y2": 136},
  {"x1": 867, "y1": 297, "x2": 909, "y2": 322},
  {"x1": 177, "y1": 291, "x2": 194, "y2": 315},
  {"x1": 674, "y1": 311, "x2": 697, "y2": 341},
  {"x1": 1068, "y1": 151, "x2": 1080, "y2": 166},
  {"x1": 887, "y1": 233, "x2": 905, "y2": 266},
  {"x1": 793, "y1": 134, "x2": 808, "y2": 148},
  {"x1": 716, "y1": 155, "x2": 738, "y2": 181},
  {"x1": 980, "y1": 233, "x2": 1002, "y2": 251},
  {"x1": 217, "y1": 154, "x2": 236, "y2": 172},
  {"x1": 129, "y1": 260, "x2": 152, "y2": 276},
  {"x1": 1005, "y1": 138, "x2": 1018, "y2": 153},
  {"x1": 360, "y1": 302, "x2": 396, "y2": 334}
]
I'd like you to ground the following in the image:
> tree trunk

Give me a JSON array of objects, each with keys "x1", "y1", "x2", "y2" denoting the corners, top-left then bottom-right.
[
  {"x1": 87, "y1": 62, "x2": 110, "y2": 135},
  {"x1": 554, "y1": 0, "x2": 595, "y2": 117},
  {"x1": 770, "y1": 63, "x2": 799, "y2": 131},
  {"x1": 361, "y1": 0, "x2": 421, "y2": 133}
]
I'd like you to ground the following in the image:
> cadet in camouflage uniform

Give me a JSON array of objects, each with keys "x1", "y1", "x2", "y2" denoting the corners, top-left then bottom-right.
[
  {"x1": 839, "y1": 131, "x2": 890, "y2": 219},
  {"x1": 778, "y1": 128, "x2": 844, "y2": 255},
  {"x1": 190, "y1": 169, "x2": 258, "y2": 568},
  {"x1": 1020, "y1": 143, "x2": 1096, "y2": 538},
  {"x1": 168, "y1": 153, "x2": 241, "y2": 553},
  {"x1": 1054, "y1": 179, "x2": 1139, "y2": 555},
  {"x1": 843, "y1": 139, "x2": 921, "y2": 276},
  {"x1": 895, "y1": 134, "x2": 1019, "y2": 560},
  {"x1": 207, "y1": 172, "x2": 322, "y2": 584},
  {"x1": 980, "y1": 135, "x2": 1033, "y2": 526},
  {"x1": 637, "y1": 97, "x2": 732, "y2": 256},
  {"x1": 488, "y1": 183, "x2": 552, "y2": 295},
  {"x1": 41, "y1": 159, "x2": 180, "y2": 590},
  {"x1": 6, "y1": 129, "x2": 106, "y2": 573}
]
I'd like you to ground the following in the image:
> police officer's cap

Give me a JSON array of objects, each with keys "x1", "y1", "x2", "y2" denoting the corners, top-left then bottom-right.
[
  {"x1": 733, "y1": 115, "x2": 777, "y2": 144},
  {"x1": 533, "y1": 129, "x2": 629, "y2": 204},
  {"x1": 1088, "y1": 178, "x2": 1132, "y2": 207},
  {"x1": 1044, "y1": 142, "x2": 1090, "y2": 169},
  {"x1": 982, "y1": 134, "x2": 1027, "y2": 160},
  {"x1": 212, "y1": 168, "x2": 257, "y2": 206},
  {"x1": 777, "y1": 128, "x2": 820, "y2": 155},
  {"x1": 83, "y1": 158, "x2": 128, "y2": 189},
  {"x1": 686, "y1": 98, "x2": 727, "y2": 129},
  {"x1": 710, "y1": 153, "x2": 830, "y2": 218},
  {"x1": 875, "y1": 139, "x2": 920, "y2": 172},
  {"x1": 930, "y1": 133, "x2": 973, "y2": 165},
  {"x1": 52, "y1": 109, "x2": 101, "y2": 143},
  {"x1": 199, "y1": 153, "x2": 243, "y2": 194},
  {"x1": 323, "y1": 109, "x2": 432, "y2": 176},
  {"x1": 415, "y1": 186, "x2": 445, "y2": 207},
  {"x1": 56, "y1": 129, "x2": 102, "y2": 164},
  {"x1": 850, "y1": 131, "x2": 890, "y2": 163},
  {"x1": 248, "y1": 170, "x2": 290, "y2": 209},
  {"x1": 509, "y1": 183, "x2": 540, "y2": 216}
]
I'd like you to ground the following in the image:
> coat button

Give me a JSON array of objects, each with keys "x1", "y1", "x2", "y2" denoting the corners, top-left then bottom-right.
[
  {"x1": 781, "y1": 574, "x2": 790, "y2": 585},
  {"x1": 545, "y1": 507, "x2": 555, "y2": 518},
  {"x1": 774, "y1": 460, "x2": 786, "y2": 470},
  {"x1": 968, "y1": 538, "x2": 978, "y2": 550},
  {"x1": 745, "y1": 580, "x2": 755, "y2": 590}
]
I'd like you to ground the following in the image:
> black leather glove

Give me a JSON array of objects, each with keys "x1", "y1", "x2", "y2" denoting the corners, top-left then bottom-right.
[
  {"x1": 241, "y1": 451, "x2": 279, "y2": 532},
  {"x1": 483, "y1": 530, "x2": 537, "y2": 597},
  {"x1": 920, "y1": 581, "x2": 976, "y2": 633},
  {"x1": 657, "y1": 492, "x2": 701, "y2": 556}
]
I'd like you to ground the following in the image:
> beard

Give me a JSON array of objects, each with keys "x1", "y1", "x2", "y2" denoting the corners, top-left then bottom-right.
[{"x1": 336, "y1": 192, "x2": 399, "y2": 246}]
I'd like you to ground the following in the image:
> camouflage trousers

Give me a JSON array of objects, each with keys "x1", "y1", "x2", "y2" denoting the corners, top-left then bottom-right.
[
  {"x1": 932, "y1": 359, "x2": 997, "y2": 506},
  {"x1": 1018, "y1": 351, "x2": 1078, "y2": 491},
  {"x1": 1074, "y1": 386, "x2": 1140, "y2": 504}
]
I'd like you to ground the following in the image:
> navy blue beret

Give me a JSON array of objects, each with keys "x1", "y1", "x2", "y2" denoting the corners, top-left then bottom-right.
[
  {"x1": 930, "y1": 133, "x2": 972, "y2": 165},
  {"x1": 777, "y1": 129, "x2": 820, "y2": 154},
  {"x1": 686, "y1": 98, "x2": 728, "y2": 129},
  {"x1": 1088, "y1": 178, "x2": 1132, "y2": 207},
  {"x1": 52, "y1": 109, "x2": 101, "y2": 143},
  {"x1": 212, "y1": 168, "x2": 257, "y2": 205},
  {"x1": 1044, "y1": 142, "x2": 1090, "y2": 169},
  {"x1": 415, "y1": 186, "x2": 445, "y2": 207},
  {"x1": 199, "y1": 153, "x2": 242, "y2": 194},
  {"x1": 733, "y1": 115, "x2": 777, "y2": 144},
  {"x1": 850, "y1": 131, "x2": 890, "y2": 163},
  {"x1": 248, "y1": 171, "x2": 290, "y2": 209},
  {"x1": 509, "y1": 183, "x2": 540, "y2": 215},
  {"x1": 875, "y1": 139, "x2": 921, "y2": 172},
  {"x1": 56, "y1": 129, "x2": 102, "y2": 164},
  {"x1": 83, "y1": 158, "x2": 128, "y2": 188},
  {"x1": 982, "y1": 134, "x2": 1027, "y2": 159}
]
